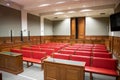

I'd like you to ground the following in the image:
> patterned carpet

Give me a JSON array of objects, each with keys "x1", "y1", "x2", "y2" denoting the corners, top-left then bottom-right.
[{"x1": 0, "y1": 63, "x2": 116, "y2": 80}]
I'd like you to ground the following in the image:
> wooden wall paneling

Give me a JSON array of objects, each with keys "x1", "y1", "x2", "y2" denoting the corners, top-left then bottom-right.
[
  {"x1": 44, "y1": 36, "x2": 53, "y2": 43},
  {"x1": 105, "y1": 39, "x2": 110, "y2": 50},
  {"x1": 12, "y1": 42, "x2": 22, "y2": 49},
  {"x1": 78, "y1": 17, "x2": 85, "y2": 39},
  {"x1": 13, "y1": 37, "x2": 21, "y2": 43},
  {"x1": 76, "y1": 40, "x2": 84, "y2": 44},
  {"x1": 84, "y1": 40, "x2": 93, "y2": 44},
  {"x1": 112, "y1": 37, "x2": 120, "y2": 63},
  {"x1": 71, "y1": 18, "x2": 76, "y2": 39}
]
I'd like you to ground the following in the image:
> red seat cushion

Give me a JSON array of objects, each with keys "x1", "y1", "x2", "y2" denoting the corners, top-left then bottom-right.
[
  {"x1": 29, "y1": 59, "x2": 41, "y2": 64},
  {"x1": 23, "y1": 57, "x2": 32, "y2": 61},
  {"x1": 85, "y1": 66, "x2": 119, "y2": 76}
]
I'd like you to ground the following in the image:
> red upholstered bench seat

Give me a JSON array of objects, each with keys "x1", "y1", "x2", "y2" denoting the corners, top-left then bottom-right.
[
  {"x1": 85, "y1": 57, "x2": 119, "y2": 79},
  {"x1": 85, "y1": 66, "x2": 119, "y2": 76},
  {"x1": 11, "y1": 49, "x2": 47, "y2": 67}
]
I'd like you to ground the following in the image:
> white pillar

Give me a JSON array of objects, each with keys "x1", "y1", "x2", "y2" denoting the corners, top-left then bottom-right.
[
  {"x1": 40, "y1": 16, "x2": 44, "y2": 36},
  {"x1": 21, "y1": 9, "x2": 28, "y2": 36}
]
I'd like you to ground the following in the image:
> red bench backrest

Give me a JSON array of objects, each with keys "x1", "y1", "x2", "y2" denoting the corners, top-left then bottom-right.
[
  {"x1": 93, "y1": 52, "x2": 110, "y2": 54},
  {"x1": 93, "y1": 49, "x2": 108, "y2": 52},
  {"x1": 32, "y1": 51, "x2": 46, "y2": 59},
  {"x1": 31, "y1": 47, "x2": 40, "y2": 51},
  {"x1": 71, "y1": 55, "x2": 91, "y2": 66},
  {"x1": 10, "y1": 49, "x2": 21, "y2": 53},
  {"x1": 60, "y1": 50, "x2": 75, "y2": 55},
  {"x1": 75, "y1": 51, "x2": 92, "y2": 56},
  {"x1": 41, "y1": 48, "x2": 54, "y2": 56},
  {"x1": 53, "y1": 53, "x2": 70, "y2": 60},
  {"x1": 21, "y1": 50, "x2": 32, "y2": 58},
  {"x1": 93, "y1": 53, "x2": 112, "y2": 58},
  {"x1": 92, "y1": 57, "x2": 117, "y2": 70},
  {"x1": 21, "y1": 47, "x2": 31, "y2": 50}
]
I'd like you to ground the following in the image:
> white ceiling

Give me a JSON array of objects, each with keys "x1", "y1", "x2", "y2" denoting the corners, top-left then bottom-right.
[{"x1": 9, "y1": 0, "x2": 119, "y2": 20}]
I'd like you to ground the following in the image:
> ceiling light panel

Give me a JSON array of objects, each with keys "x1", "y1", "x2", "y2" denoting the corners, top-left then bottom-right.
[
  {"x1": 55, "y1": 1, "x2": 66, "y2": 4},
  {"x1": 38, "y1": 4, "x2": 50, "y2": 7},
  {"x1": 54, "y1": 12, "x2": 64, "y2": 15},
  {"x1": 80, "y1": 9, "x2": 93, "y2": 12}
]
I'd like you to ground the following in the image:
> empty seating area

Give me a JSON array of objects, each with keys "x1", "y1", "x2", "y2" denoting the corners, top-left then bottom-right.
[{"x1": 10, "y1": 43, "x2": 119, "y2": 80}]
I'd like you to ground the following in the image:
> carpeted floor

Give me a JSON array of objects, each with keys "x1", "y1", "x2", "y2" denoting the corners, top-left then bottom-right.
[{"x1": 0, "y1": 63, "x2": 116, "y2": 80}]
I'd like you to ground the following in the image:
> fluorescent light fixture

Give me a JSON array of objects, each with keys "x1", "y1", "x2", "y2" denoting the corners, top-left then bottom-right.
[
  {"x1": 68, "y1": 11, "x2": 76, "y2": 13},
  {"x1": 38, "y1": 4, "x2": 50, "y2": 7},
  {"x1": 73, "y1": 0, "x2": 79, "y2": 1},
  {"x1": 54, "y1": 12, "x2": 64, "y2": 15},
  {"x1": 55, "y1": 1, "x2": 65, "y2": 4},
  {"x1": 80, "y1": 9, "x2": 92, "y2": 12}
]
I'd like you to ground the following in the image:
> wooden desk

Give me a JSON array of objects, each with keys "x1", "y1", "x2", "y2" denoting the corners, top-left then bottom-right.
[
  {"x1": 44, "y1": 57, "x2": 85, "y2": 80},
  {"x1": 0, "y1": 52, "x2": 23, "y2": 74}
]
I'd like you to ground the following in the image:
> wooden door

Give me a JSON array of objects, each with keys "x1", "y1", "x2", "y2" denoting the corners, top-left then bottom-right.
[
  {"x1": 78, "y1": 17, "x2": 85, "y2": 39},
  {"x1": 71, "y1": 17, "x2": 85, "y2": 39},
  {"x1": 71, "y1": 18, "x2": 76, "y2": 39}
]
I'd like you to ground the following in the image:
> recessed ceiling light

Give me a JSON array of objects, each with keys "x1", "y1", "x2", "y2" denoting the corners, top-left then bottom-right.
[
  {"x1": 68, "y1": 11, "x2": 76, "y2": 13},
  {"x1": 55, "y1": 1, "x2": 65, "y2": 4},
  {"x1": 54, "y1": 12, "x2": 64, "y2": 15},
  {"x1": 80, "y1": 9, "x2": 93, "y2": 12},
  {"x1": 38, "y1": 4, "x2": 50, "y2": 7},
  {"x1": 6, "y1": 3, "x2": 10, "y2": 6}
]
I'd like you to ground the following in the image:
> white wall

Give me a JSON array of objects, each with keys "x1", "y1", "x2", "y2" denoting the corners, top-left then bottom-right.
[
  {"x1": 44, "y1": 19, "x2": 53, "y2": 36},
  {"x1": 27, "y1": 13, "x2": 40, "y2": 36},
  {"x1": 86, "y1": 17, "x2": 109, "y2": 36},
  {"x1": 53, "y1": 18, "x2": 70, "y2": 35},
  {"x1": 21, "y1": 9, "x2": 28, "y2": 36}
]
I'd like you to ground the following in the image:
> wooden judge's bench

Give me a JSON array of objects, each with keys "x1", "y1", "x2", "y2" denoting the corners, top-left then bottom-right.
[{"x1": 44, "y1": 57, "x2": 85, "y2": 80}]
